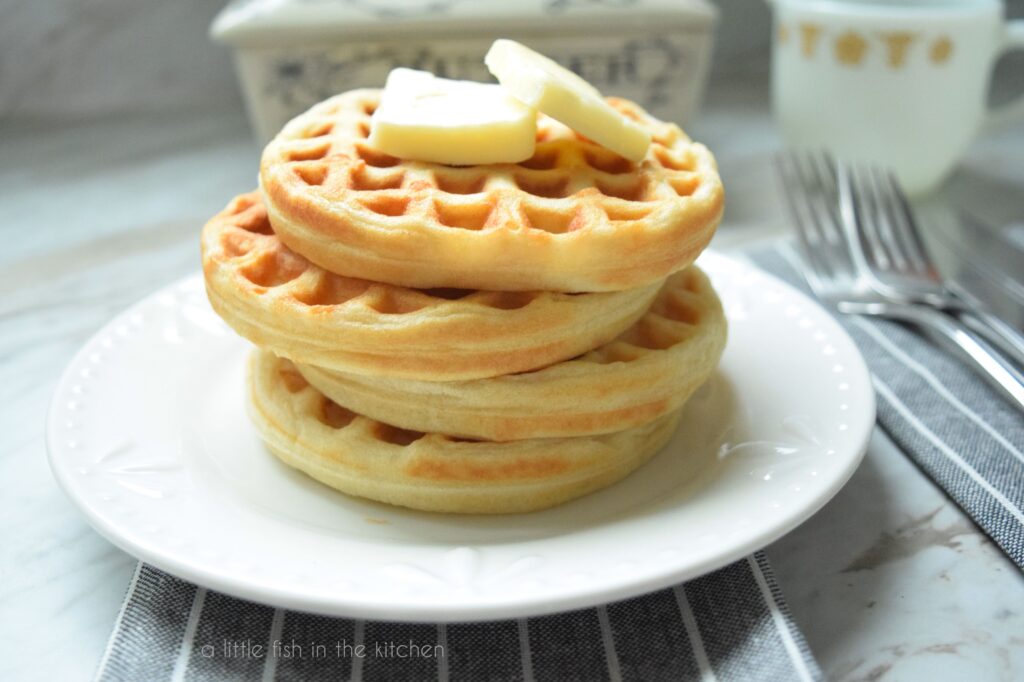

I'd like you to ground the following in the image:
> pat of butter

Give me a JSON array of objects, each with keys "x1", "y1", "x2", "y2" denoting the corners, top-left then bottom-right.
[
  {"x1": 485, "y1": 40, "x2": 651, "y2": 163},
  {"x1": 368, "y1": 68, "x2": 536, "y2": 165}
]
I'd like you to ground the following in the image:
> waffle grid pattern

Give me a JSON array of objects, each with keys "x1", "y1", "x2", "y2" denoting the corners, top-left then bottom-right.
[
  {"x1": 579, "y1": 268, "x2": 707, "y2": 364},
  {"x1": 209, "y1": 194, "x2": 554, "y2": 314},
  {"x1": 295, "y1": 267, "x2": 727, "y2": 441},
  {"x1": 249, "y1": 350, "x2": 684, "y2": 513},
  {"x1": 268, "y1": 92, "x2": 706, "y2": 236},
  {"x1": 259, "y1": 90, "x2": 724, "y2": 291},
  {"x1": 202, "y1": 87, "x2": 729, "y2": 511},
  {"x1": 202, "y1": 193, "x2": 661, "y2": 380}
]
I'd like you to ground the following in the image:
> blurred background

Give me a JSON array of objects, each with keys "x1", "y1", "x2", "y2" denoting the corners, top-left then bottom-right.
[
  {"x1": 0, "y1": 1, "x2": 775, "y2": 122},
  {"x1": 3, "y1": 1, "x2": 1021, "y2": 118},
  {"x1": 0, "y1": 0, "x2": 1021, "y2": 269}
]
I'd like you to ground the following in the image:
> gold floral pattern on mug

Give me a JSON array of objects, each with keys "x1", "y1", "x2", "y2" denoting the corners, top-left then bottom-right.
[
  {"x1": 930, "y1": 35, "x2": 954, "y2": 64},
  {"x1": 878, "y1": 31, "x2": 917, "y2": 67},
  {"x1": 834, "y1": 30, "x2": 868, "y2": 65},
  {"x1": 799, "y1": 22, "x2": 823, "y2": 57},
  {"x1": 777, "y1": 23, "x2": 955, "y2": 69}
]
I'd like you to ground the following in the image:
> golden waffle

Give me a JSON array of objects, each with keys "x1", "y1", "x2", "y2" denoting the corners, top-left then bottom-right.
[
  {"x1": 298, "y1": 266, "x2": 726, "y2": 441},
  {"x1": 259, "y1": 89, "x2": 724, "y2": 292},
  {"x1": 248, "y1": 350, "x2": 683, "y2": 514},
  {"x1": 202, "y1": 193, "x2": 662, "y2": 380}
]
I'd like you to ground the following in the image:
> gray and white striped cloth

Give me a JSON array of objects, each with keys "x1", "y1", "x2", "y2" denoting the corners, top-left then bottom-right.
[
  {"x1": 95, "y1": 241, "x2": 1024, "y2": 681},
  {"x1": 757, "y1": 243, "x2": 1024, "y2": 568},
  {"x1": 95, "y1": 551, "x2": 819, "y2": 682}
]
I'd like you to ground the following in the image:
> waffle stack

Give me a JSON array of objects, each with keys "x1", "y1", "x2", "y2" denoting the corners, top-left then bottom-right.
[{"x1": 201, "y1": 88, "x2": 727, "y2": 514}]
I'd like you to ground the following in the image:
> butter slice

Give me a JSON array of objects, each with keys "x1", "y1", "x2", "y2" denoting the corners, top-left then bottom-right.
[
  {"x1": 485, "y1": 40, "x2": 651, "y2": 162},
  {"x1": 368, "y1": 68, "x2": 536, "y2": 165}
]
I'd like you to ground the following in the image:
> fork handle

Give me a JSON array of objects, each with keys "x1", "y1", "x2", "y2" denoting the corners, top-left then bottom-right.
[
  {"x1": 940, "y1": 281, "x2": 1024, "y2": 369},
  {"x1": 841, "y1": 301, "x2": 1024, "y2": 412},
  {"x1": 957, "y1": 310, "x2": 1024, "y2": 371}
]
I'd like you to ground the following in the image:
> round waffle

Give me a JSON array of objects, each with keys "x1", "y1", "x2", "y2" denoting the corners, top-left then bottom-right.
[
  {"x1": 259, "y1": 89, "x2": 724, "y2": 292},
  {"x1": 248, "y1": 350, "x2": 683, "y2": 514},
  {"x1": 297, "y1": 266, "x2": 726, "y2": 441},
  {"x1": 202, "y1": 193, "x2": 661, "y2": 380}
]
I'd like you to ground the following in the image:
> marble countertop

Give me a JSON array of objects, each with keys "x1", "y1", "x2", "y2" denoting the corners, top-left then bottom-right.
[{"x1": 2, "y1": 88, "x2": 1022, "y2": 681}]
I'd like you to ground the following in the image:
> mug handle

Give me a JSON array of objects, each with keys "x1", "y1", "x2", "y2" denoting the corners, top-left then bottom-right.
[{"x1": 985, "y1": 19, "x2": 1024, "y2": 130}]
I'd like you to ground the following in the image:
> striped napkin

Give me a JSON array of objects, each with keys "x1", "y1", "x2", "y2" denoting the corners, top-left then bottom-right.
[
  {"x1": 93, "y1": 240, "x2": 1024, "y2": 680},
  {"x1": 754, "y1": 243, "x2": 1024, "y2": 569},
  {"x1": 95, "y1": 552, "x2": 819, "y2": 682}
]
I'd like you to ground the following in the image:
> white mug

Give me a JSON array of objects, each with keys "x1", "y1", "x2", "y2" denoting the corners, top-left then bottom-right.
[{"x1": 768, "y1": 0, "x2": 1024, "y2": 195}]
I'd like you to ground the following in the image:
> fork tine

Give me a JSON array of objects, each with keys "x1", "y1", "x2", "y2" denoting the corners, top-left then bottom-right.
[
  {"x1": 775, "y1": 154, "x2": 819, "y2": 252},
  {"x1": 835, "y1": 156, "x2": 891, "y2": 287},
  {"x1": 775, "y1": 153, "x2": 834, "y2": 293},
  {"x1": 875, "y1": 167, "x2": 935, "y2": 276},
  {"x1": 775, "y1": 150, "x2": 855, "y2": 291},
  {"x1": 804, "y1": 150, "x2": 843, "y2": 242},
  {"x1": 795, "y1": 150, "x2": 842, "y2": 248},
  {"x1": 808, "y1": 149, "x2": 839, "y2": 206},
  {"x1": 847, "y1": 161, "x2": 898, "y2": 271},
  {"x1": 867, "y1": 164, "x2": 915, "y2": 272}
]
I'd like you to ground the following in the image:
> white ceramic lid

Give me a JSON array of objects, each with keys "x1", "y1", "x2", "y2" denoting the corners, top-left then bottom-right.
[{"x1": 211, "y1": 0, "x2": 717, "y2": 47}]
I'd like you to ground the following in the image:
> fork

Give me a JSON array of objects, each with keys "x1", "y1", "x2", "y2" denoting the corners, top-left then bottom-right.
[
  {"x1": 835, "y1": 158, "x2": 1024, "y2": 370},
  {"x1": 776, "y1": 153, "x2": 1024, "y2": 411}
]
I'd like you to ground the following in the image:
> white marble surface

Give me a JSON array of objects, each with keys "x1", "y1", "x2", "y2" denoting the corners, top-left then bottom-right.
[
  {"x1": 0, "y1": 0, "x2": 240, "y2": 119},
  {"x1": 1, "y1": 89, "x2": 1023, "y2": 682}
]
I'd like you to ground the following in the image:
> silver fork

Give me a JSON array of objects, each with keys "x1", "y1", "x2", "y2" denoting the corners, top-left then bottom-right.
[
  {"x1": 837, "y1": 159, "x2": 1024, "y2": 369},
  {"x1": 776, "y1": 152, "x2": 1024, "y2": 411}
]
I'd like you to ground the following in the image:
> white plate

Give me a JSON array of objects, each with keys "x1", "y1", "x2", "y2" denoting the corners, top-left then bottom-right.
[{"x1": 47, "y1": 251, "x2": 874, "y2": 621}]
